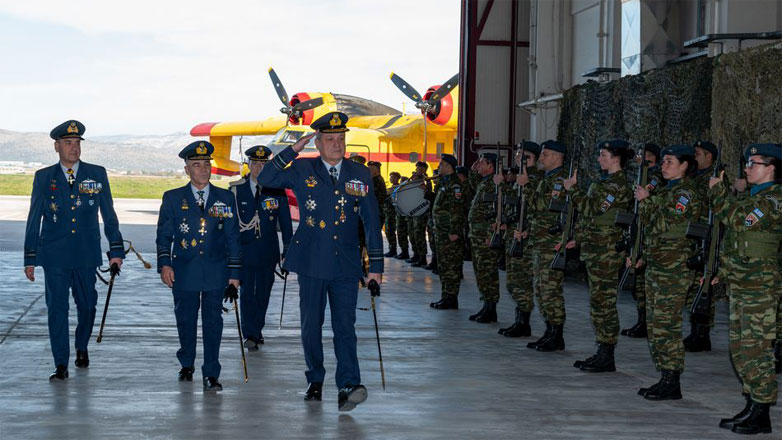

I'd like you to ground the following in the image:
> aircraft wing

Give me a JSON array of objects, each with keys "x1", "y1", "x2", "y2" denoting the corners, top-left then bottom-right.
[{"x1": 191, "y1": 115, "x2": 288, "y2": 137}]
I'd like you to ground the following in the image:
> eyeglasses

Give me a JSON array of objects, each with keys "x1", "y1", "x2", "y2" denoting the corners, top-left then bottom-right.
[{"x1": 746, "y1": 160, "x2": 771, "y2": 169}]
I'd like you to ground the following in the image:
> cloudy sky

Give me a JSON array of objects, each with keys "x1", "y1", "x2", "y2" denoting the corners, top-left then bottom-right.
[{"x1": 0, "y1": 1, "x2": 460, "y2": 136}]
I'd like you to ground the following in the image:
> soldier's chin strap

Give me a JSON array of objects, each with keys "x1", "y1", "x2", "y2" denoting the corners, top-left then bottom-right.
[{"x1": 96, "y1": 239, "x2": 151, "y2": 285}]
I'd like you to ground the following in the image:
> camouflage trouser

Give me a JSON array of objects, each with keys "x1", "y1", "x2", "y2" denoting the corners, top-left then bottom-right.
[
  {"x1": 427, "y1": 215, "x2": 436, "y2": 257},
  {"x1": 435, "y1": 229, "x2": 464, "y2": 297},
  {"x1": 645, "y1": 248, "x2": 694, "y2": 372},
  {"x1": 384, "y1": 206, "x2": 397, "y2": 250},
  {"x1": 727, "y1": 256, "x2": 781, "y2": 404},
  {"x1": 505, "y1": 236, "x2": 534, "y2": 312},
  {"x1": 583, "y1": 241, "x2": 625, "y2": 345},
  {"x1": 396, "y1": 213, "x2": 409, "y2": 252},
  {"x1": 470, "y1": 234, "x2": 500, "y2": 302},
  {"x1": 778, "y1": 298, "x2": 782, "y2": 340},
  {"x1": 633, "y1": 267, "x2": 647, "y2": 312},
  {"x1": 684, "y1": 275, "x2": 717, "y2": 327},
  {"x1": 532, "y1": 242, "x2": 566, "y2": 325},
  {"x1": 412, "y1": 215, "x2": 429, "y2": 257}
]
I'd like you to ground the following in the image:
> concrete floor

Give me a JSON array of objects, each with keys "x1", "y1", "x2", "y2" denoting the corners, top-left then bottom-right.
[{"x1": 0, "y1": 211, "x2": 780, "y2": 439}]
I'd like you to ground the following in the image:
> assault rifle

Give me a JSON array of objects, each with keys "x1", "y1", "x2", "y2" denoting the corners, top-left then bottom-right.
[
  {"x1": 549, "y1": 146, "x2": 580, "y2": 271},
  {"x1": 509, "y1": 141, "x2": 528, "y2": 258},
  {"x1": 615, "y1": 144, "x2": 649, "y2": 295},
  {"x1": 685, "y1": 145, "x2": 723, "y2": 316},
  {"x1": 489, "y1": 142, "x2": 504, "y2": 249}
]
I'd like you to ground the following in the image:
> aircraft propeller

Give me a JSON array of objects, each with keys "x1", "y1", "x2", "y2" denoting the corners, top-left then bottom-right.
[{"x1": 268, "y1": 67, "x2": 324, "y2": 124}]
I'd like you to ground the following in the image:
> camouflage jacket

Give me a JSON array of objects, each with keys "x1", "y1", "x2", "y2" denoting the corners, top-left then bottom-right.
[
  {"x1": 640, "y1": 177, "x2": 705, "y2": 253},
  {"x1": 432, "y1": 174, "x2": 466, "y2": 235},
  {"x1": 527, "y1": 166, "x2": 568, "y2": 245},
  {"x1": 570, "y1": 170, "x2": 633, "y2": 244},
  {"x1": 468, "y1": 171, "x2": 497, "y2": 238},
  {"x1": 501, "y1": 167, "x2": 544, "y2": 229},
  {"x1": 373, "y1": 175, "x2": 386, "y2": 221},
  {"x1": 645, "y1": 165, "x2": 665, "y2": 193},
  {"x1": 710, "y1": 181, "x2": 782, "y2": 262}
]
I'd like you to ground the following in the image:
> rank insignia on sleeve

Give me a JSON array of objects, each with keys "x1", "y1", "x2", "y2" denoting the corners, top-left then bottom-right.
[
  {"x1": 305, "y1": 198, "x2": 317, "y2": 211},
  {"x1": 181, "y1": 199, "x2": 189, "y2": 210},
  {"x1": 263, "y1": 197, "x2": 280, "y2": 211},
  {"x1": 305, "y1": 216, "x2": 315, "y2": 227},
  {"x1": 745, "y1": 208, "x2": 764, "y2": 226},
  {"x1": 179, "y1": 221, "x2": 189, "y2": 233},
  {"x1": 345, "y1": 179, "x2": 368, "y2": 197},
  {"x1": 600, "y1": 194, "x2": 615, "y2": 212},
  {"x1": 319, "y1": 220, "x2": 326, "y2": 229},
  {"x1": 305, "y1": 176, "x2": 318, "y2": 188}
]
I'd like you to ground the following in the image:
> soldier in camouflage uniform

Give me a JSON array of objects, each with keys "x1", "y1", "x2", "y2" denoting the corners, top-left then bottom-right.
[
  {"x1": 457, "y1": 166, "x2": 474, "y2": 263},
  {"x1": 621, "y1": 143, "x2": 664, "y2": 338},
  {"x1": 681, "y1": 140, "x2": 719, "y2": 352},
  {"x1": 368, "y1": 161, "x2": 386, "y2": 233},
  {"x1": 521, "y1": 140, "x2": 569, "y2": 352},
  {"x1": 498, "y1": 142, "x2": 542, "y2": 337},
  {"x1": 711, "y1": 144, "x2": 781, "y2": 435},
  {"x1": 409, "y1": 162, "x2": 433, "y2": 267},
  {"x1": 634, "y1": 144, "x2": 705, "y2": 401},
  {"x1": 425, "y1": 169, "x2": 440, "y2": 273},
  {"x1": 467, "y1": 153, "x2": 502, "y2": 323},
  {"x1": 384, "y1": 171, "x2": 401, "y2": 257},
  {"x1": 394, "y1": 176, "x2": 411, "y2": 261},
  {"x1": 430, "y1": 154, "x2": 466, "y2": 310},
  {"x1": 566, "y1": 140, "x2": 634, "y2": 372}
]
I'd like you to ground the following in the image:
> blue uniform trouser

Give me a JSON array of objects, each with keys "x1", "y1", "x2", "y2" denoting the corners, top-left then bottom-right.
[
  {"x1": 298, "y1": 275, "x2": 360, "y2": 389},
  {"x1": 172, "y1": 288, "x2": 223, "y2": 378},
  {"x1": 240, "y1": 265, "x2": 275, "y2": 340},
  {"x1": 43, "y1": 267, "x2": 98, "y2": 367}
]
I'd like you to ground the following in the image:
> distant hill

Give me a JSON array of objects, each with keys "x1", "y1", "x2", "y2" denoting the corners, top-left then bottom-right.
[{"x1": 0, "y1": 129, "x2": 271, "y2": 173}]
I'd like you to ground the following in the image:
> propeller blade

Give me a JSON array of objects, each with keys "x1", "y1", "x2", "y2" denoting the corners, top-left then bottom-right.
[
  {"x1": 268, "y1": 67, "x2": 290, "y2": 107},
  {"x1": 427, "y1": 73, "x2": 459, "y2": 103},
  {"x1": 292, "y1": 97, "x2": 324, "y2": 113},
  {"x1": 390, "y1": 72, "x2": 423, "y2": 104}
]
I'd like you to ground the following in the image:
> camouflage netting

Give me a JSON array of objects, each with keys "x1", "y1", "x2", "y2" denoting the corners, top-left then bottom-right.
[
  {"x1": 558, "y1": 57, "x2": 713, "y2": 188},
  {"x1": 711, "y1": 41, "x2": 782, "y2": 177}
]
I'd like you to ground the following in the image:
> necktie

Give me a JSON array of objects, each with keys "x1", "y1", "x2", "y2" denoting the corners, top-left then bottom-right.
[
  {"x1": 254, "y1": 184, "x2": 260, "y2": 203},
  {"x1": 197, "y1": 190, "x2": 205, "y2": 211},
  {"x1": 66, "y1": 168, "x2": 75, "y2": 187},
  {"x1": 330, "y1": 166, "x2": 338, "y2": 185}
]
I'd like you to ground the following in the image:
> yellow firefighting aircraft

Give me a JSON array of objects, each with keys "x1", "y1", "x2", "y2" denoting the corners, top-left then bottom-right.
[{"x1": 190, "y1": 68, "x2": 459, "y2": 181}]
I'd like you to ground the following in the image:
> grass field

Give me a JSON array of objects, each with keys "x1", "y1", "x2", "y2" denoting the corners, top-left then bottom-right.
[{"x1": 0, "y1": 174, "x2": 234, "y2": 199}]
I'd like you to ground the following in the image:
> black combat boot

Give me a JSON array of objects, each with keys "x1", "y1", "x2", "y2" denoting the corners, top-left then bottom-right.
[
  {"x1": 731, "y1": 402, "x2": 772, "y2": 435},
  {"x1": 475, "y1": 302, "x2": 497, "y2": 323},
  {"x1": 527, "y1": 322, "x2": 553, "y2": 349},
  {"x1": 620, "y1": 308, "x2": 647, "y2": 338},
  {"x1": 411, "y1": 255, "x2": 427, "y2": 267},
  {"x1": 579, "y1": 343, "x2": 616, "y2": 373},
  {"x1": 499, "y1": 309, "x2": 531, "y2": 337},
  {"x1": 425, "y1": 255, "x2": 437, "y2": 271},
  {"x1": 430, "y1": 295, "x2": 458, "y2": 310},
  {"x1": 774, "y1": 340, "x2": 781, "y2": 374},
  {"x1": 384, "y1": 249, "x2": 397, "y2": 258},
  {"x1": 683, "y1": 317, "x2": 711, "y2": 352},
  {"x1": 406, "y1": 253, "x2": 420, "y2": 264},
  {"x1": 643, "y1": 370, "x2": 682, "y2": 401},
  {"x1": 720, "y1": 394, "x2": 752, "y2": 430},
  {"x1": 469, "y1": 302, "x2": 489, "y2": 321},
  {"x1": 395, "y1": 249, "x2": 410, "y2": 260},
  {"x1": 536, "y1": 323, "x2": 565, "y2": 352}
]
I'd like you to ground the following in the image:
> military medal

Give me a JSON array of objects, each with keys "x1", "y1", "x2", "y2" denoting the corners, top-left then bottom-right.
[
  {"x1": 337, "y1": 196, "x2": 347, "y2": 207},
  {"x1": 340, "y1": 210, "x2": 346, "y2": 223},
  {"x1": 199, "y1": 218, "x2": 207, "y2": 236},
  {"x1": 179, "y1": 221, "x2": 189, "y2": 233},
  {"x1": 305, "y1": 176, "x2": 318, "y2": 188},
  {"x1": 180, "y1": 239, "x2": 188, "y2": 249},
  {"x1": 89, "y1": 199, "x2": 94, "y2": 206},
  {"x1": 319, "y1": 220, "x2": 326, "y2": 229},
  {"x1": 53, "y1": 214, "x2": 58, "y2": 223},
  {"x1": 345, "y1": 179, "x2": 368, "y2": 197},
  {"x1": 181, "y1": 199, "x2": 189, "y2": 210},
  {"x1": 305, "y1": 216, "x2": 315, "y2": 227},
  {"x1": 75, "y1": 196, "x2": 82, "y2": 207},
  {"x1": 262, "y1": 197, "x2": 279, "y2": 211},
  {"x1": 78, "y1": 179, "x2": 102, "y2": 194},
  {"x1": 191, "y1": 238, "x2": 197, "y2": 247},
  {"x1": 49, "y1": 201, "x2": 59, "y2": 212},
  {"x1": 209, "y1": 201, "x2": 233, "y2": 218},
  {"x1": 305, "y1": 198, "x2": 317, "y2": 211},
  {"x1": 50, "y1": 179, "x2": 57, "y2": 191}
]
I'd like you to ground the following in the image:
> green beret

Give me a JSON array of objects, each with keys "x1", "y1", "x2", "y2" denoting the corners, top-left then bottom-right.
[{"x1": 50, "y1": 120, "x2": 85, "y2": 140}]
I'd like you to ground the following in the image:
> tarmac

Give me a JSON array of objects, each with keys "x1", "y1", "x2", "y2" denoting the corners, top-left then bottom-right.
[{"x1": 0, "y1": 196, "x2": 779, "y2": 439}]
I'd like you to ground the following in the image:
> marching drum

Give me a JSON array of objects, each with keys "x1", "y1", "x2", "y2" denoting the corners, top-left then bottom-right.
[{"x1": 392, "y1": 182, "x2": 430, "y2": 217}]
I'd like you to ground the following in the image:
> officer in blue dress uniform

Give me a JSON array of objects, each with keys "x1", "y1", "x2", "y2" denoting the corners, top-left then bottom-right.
[
  {"x1": 229, "y1": 145, "x2": 293, "y2": 350},
  {"x1": 258, "y1": 111, "x2": 384, "y2": 411},
  {"x1": 24, "y1": 120, "x2": 125, "y2": 380},
  {"x1": 155, "y1": 141, "x2": 242, "y2": 392}
]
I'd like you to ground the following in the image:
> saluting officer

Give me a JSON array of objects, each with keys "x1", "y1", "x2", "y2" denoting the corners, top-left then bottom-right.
[
  {"x1": 258, "y1": 112, "x2": 384, "y2": 412},
  {"x1": 155, "y1": 141, "x2": 242, "y2": 392},
  {"x1": 230, "y1": 145, "x2": 293, "y2": 350},
  {"x1": 430, "y1": 154, "x2": 466, "y2": 310},
  {"x1": 711, "y1": 144, "x2": 781, "y2": 434},
  {"x1": 24, "y1": 120, "x2": 125, "y2": 380},
  {"x1": 520, "y1": 140, "x2": 568, "y2": 352}
]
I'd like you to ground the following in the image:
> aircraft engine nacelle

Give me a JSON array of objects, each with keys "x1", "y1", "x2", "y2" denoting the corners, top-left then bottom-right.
[
  {"x1": 287, "y1": 92, "x2": 339, "y2": 126},
  {"x1": 423, "y1": 85, "x2": 459, "y2": 129}
]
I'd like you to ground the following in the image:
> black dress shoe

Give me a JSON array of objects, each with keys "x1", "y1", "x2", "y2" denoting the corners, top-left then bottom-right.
[
  {"x1": 75, "y1": 349, "x2": 89, "y2": 368},
  {"x1": 49, "y1": 365, "x2": 69, "y2": 381},
  {"x1": 405, "y1": 254, "x2": 419, "y2": 264},
  {"x1": 178, "y1": 366, "x2": 194, "y2": 381},
  {"x1": 430, "y1": 295, "x2": 458, "y2": 310},
  {"x1": 304, "y1": 382, "x2": 323, "y2": 401},
  {"x1": 203, "y1": 377, "x2": 223, "y2": 391},
  {"x1": 384, "y1": 250, "x2": 397, "y2": 258},
  {"x1": 258, "y1": 332, "x2": 264, "y2": 345},
  {"x1": 244, "y1": 338, "x2": 259, "y2": 351},
  {"x1": 395, "y1": 250, "x2": 410, "y2": 260},
  {"x1": 411, "y1": 257, "x2": 426, "y2": 268},
  {"x1": 338, "y1": 384, "x2": 367, "y2": 412}
]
